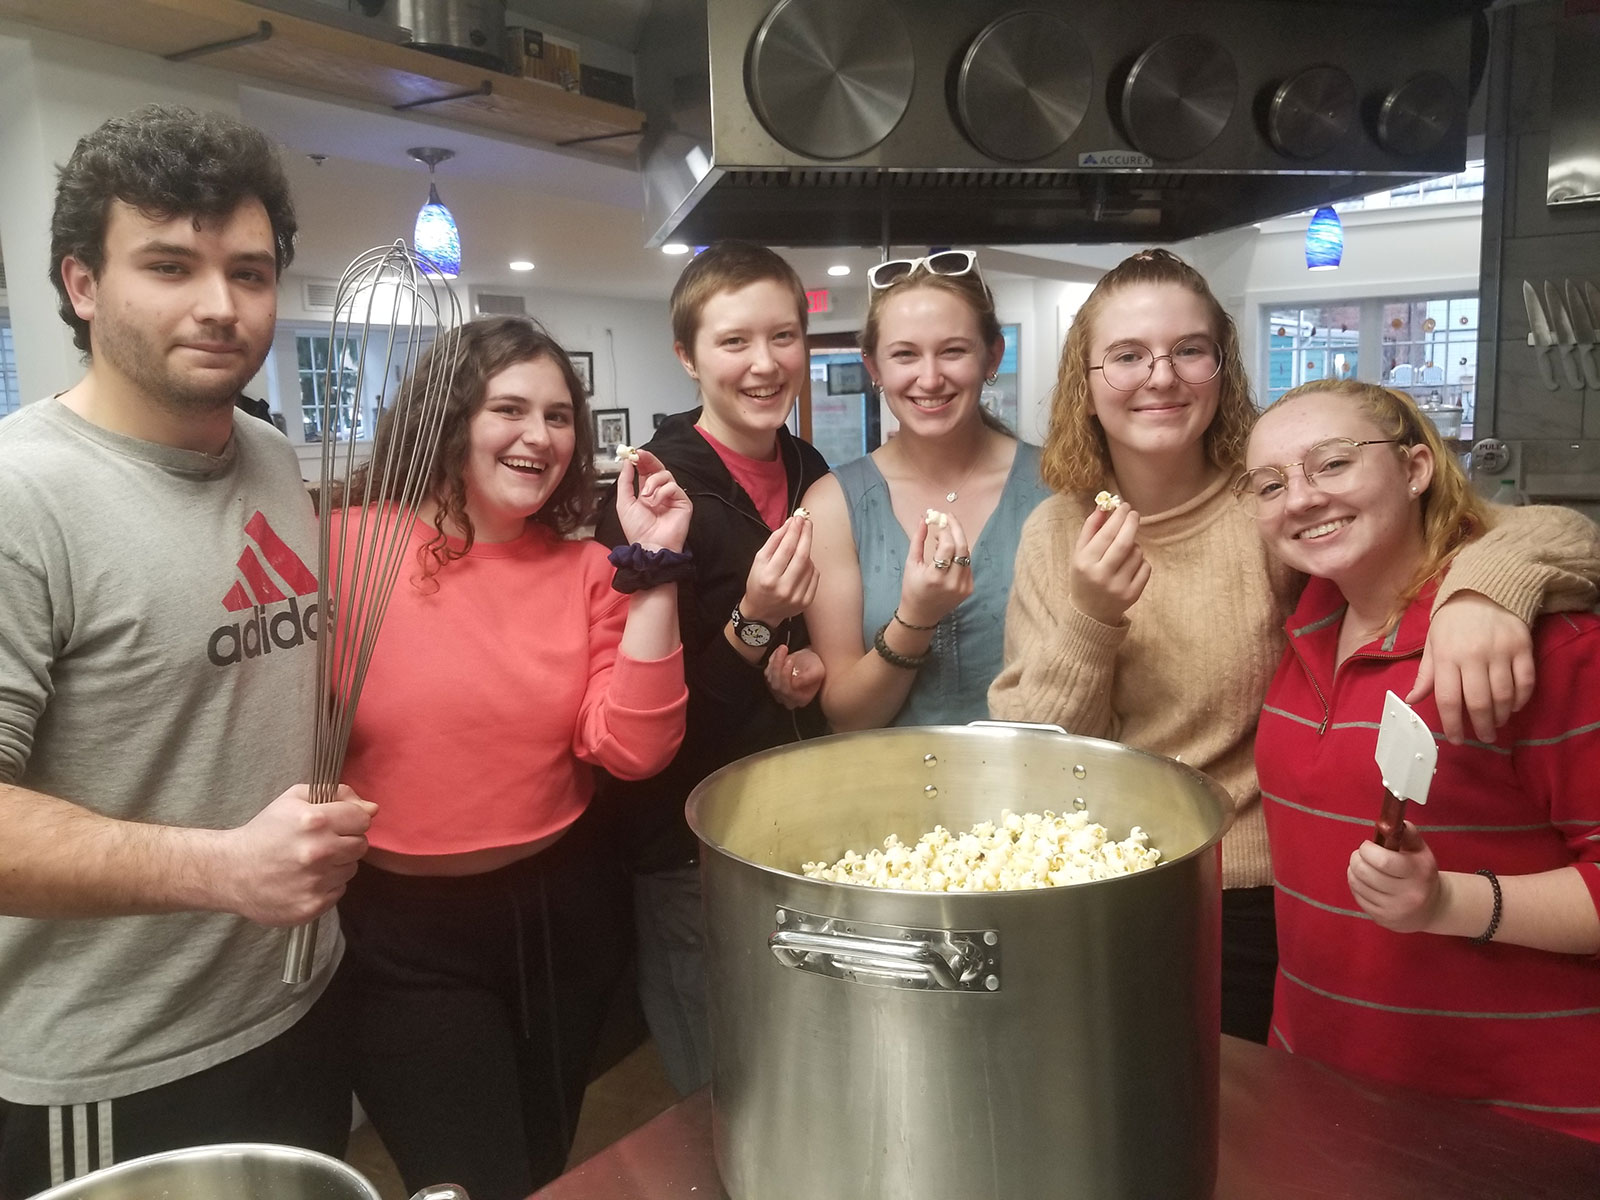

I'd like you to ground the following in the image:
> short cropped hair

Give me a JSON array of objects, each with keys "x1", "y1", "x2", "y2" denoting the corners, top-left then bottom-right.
[
  {"x1": 668, "y1": 240, "x2": 808, "y2": 354},
  {"x1": 49, "y1": 105, "x2": 298, "y2": 352}
]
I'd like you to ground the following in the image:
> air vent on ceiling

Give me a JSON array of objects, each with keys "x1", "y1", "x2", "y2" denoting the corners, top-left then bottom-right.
[
  {"x1": 474, "y1": 291, "x2": 528, "y2": 316},
  {"x1": 302, "y1": 280, "x2": 339, "y2": 310}
]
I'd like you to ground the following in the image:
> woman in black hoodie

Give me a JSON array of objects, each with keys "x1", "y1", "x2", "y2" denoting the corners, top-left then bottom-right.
[{"x1": 595, "y1": 241, "x2": 830, "y2": 1095}]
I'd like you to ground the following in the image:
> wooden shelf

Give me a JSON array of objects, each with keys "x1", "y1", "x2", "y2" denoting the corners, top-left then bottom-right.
[{"x1": 0, "y1": 0, "x2": 644, "y2": 157}]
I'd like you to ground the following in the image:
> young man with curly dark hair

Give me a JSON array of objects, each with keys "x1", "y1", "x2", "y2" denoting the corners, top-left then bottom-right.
[{"x1": 0, "y1": 105, "x2": 373, "y2": 1194}]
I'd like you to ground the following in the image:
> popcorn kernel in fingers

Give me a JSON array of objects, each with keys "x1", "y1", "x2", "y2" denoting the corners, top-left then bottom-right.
[
  {"x1": 792, "y1": 506, "x2": 810, "y2": 520},
  {"x1": 616, "y1": 443, "x2": 641, "y2": 464},
  {"x1": 923, "y1": 508, "x2": 951, "y2": 529},
  {"x1": 1094, "y1": 491, "x2": 1121, "y2": 512}
]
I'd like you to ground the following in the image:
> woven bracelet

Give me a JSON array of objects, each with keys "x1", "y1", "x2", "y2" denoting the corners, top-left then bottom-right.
[
  {"x1": 1470, "y1": 868, "x2": 1502, "y2": 945},
  {"x1": 608, "y1": 543, "x2": 695, "y2": 594},
  {"x1": 1465, "y1": 870, "x2": 1504, "y2": 947},
  {"x1": 892, "y1": 608, "x2": 939, "y2": 631},
  {"x1": 873, "y1": 621, "x2": 928, "y2": 670}
]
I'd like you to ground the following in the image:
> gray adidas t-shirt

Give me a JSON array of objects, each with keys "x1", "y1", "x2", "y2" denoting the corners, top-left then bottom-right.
[{"x1": 0, "y1": 398, "x2": 340, "y2": 1106}]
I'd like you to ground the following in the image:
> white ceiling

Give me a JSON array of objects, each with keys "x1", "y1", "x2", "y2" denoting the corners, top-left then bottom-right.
[{"x1": 238, "y1": 86, "x2": 1101, "y2": 304}]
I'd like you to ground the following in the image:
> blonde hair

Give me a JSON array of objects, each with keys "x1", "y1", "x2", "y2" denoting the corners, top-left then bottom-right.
[
  {"x1": 859, "y1": 260, "x2": 1012, "y2": 434},
  {"x1": 1270, "y1": 379, "x2": 1493, "y2": 626},
  {"x1": 859, "y1": 266, "x2": 1002, "y2": 360},
  {"x1": 1040, "y1": 248, "x2": 1254, "y2": 493}
]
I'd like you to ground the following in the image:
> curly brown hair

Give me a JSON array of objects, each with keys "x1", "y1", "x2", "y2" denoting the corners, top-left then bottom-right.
[
  {"x1": 349, "y1": 316, "x2": 596, "y2": 579},
  {"x1": 49, "y1": 105, "x2": 297, "y2": 353},
  {"x1": 1268, "y1": 379, "x2": 1493, "y2": 629},
  {"x1": 1040, "y1": 248, "x2": 1254, "y2": 494}
]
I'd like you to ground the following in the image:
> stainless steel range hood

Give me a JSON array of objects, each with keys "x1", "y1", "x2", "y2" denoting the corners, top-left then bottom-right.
[{"x1": 635, "y1": 0, "x2": 1487, "y2": 246}]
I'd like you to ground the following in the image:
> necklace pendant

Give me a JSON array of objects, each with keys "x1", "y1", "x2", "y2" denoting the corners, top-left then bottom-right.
[{"x1": 945, "y1": 490, "x2": 958, "y2": 503}]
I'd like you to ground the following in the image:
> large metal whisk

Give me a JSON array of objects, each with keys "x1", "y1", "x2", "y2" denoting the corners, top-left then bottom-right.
[{"x1": 282, "y1": 242, "x2": 463, "y2": 985}]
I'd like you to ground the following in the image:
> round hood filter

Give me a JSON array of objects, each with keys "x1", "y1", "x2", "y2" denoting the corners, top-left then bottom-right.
[
  {"x1": 1267, "y1": 65, "x2": 1357, "y2": 160},
  {"x1": 956, "y1": 13, "x2": 1093, "y2": 163},
  {"x1": 1121, "y1": 34, "x2": 1238, "y2": 162},
  {"x1": 747, "y1": 0, "x2": 915, "y2": 161}
]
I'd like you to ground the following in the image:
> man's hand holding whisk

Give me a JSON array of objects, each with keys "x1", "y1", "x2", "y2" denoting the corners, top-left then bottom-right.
[{"x1": 216, "y1": 784, "x2": 376, "y2": 926}]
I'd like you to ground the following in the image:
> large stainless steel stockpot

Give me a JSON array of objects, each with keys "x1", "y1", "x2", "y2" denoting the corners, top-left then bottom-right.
[
  {"x1": 25, "y1": 1142, "x2": 465, "y2": 1200},
  {"x1": 686, "y1": 723, "x2": 1234, "y2": 1200}
]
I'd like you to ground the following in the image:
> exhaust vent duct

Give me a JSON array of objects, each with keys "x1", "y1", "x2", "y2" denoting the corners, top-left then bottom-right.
[{"x1": 635, "y1": 0, "x2": 1488, "y2": 247}]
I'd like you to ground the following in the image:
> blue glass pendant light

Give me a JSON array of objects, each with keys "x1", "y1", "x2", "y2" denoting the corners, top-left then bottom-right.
[
  {"x1": 409, "y1": 147, "x2": 460, "y2": 278},
  {"x1": 1304, "y1": 205, "x2": 1343, "y2": 271}
]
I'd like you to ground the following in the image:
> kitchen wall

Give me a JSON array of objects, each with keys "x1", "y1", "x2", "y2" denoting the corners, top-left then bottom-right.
[
  {"x1": 268, "y1": 282, "x2": 682, "y2": 475},
  {"x1": 1477, "y1": 0, "x2": 1600, "y2": 518}
]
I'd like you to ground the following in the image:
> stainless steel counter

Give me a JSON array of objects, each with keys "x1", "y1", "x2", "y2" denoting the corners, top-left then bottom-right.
[{"x1": 535, "y1": 1037, "x2": 1600, "y2": 1199}]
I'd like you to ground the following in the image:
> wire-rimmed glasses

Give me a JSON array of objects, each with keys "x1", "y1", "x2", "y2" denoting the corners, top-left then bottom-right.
[
  {"x1": 1232, "y1": 438, "x2": 1402, "y2": 516},
  {"x1": 867, "y1": 250, "x2": 979, "y2": 290},
  {"x1": 1089, "y1": 337, "x2": 1222, "y2": 391}
]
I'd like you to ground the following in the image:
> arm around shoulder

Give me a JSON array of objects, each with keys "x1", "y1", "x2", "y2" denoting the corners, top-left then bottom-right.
[{"x1": 1439, "y1": 504, "x2": 1600, "y2": 621}]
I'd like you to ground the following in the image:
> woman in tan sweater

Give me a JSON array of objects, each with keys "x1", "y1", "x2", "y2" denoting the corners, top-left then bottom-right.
[{"x1": 988, "y1": 249, "x2": 1600, "y2": 1043}]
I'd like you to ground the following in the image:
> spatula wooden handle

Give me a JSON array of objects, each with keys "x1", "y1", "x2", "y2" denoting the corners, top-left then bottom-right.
[{"x1": 1374, "y1": 791, "x2": 1408, "y2": 850}]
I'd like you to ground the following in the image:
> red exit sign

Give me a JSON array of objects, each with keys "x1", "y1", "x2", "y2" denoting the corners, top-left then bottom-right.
[{"x1": 805, "y1": 288, "x2": 831, "y2": 314}]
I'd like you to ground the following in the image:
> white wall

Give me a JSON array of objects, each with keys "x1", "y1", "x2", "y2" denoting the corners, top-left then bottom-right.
[
  {"x1": 269, "y1": 279, "x2": 680, "y2": 474},
  {"x1": 0, "y1": 23, "x2": 243, "y2": 402},
  {"x1": 1180, "y1": 203, "x2": 1483, "y2": 390}
]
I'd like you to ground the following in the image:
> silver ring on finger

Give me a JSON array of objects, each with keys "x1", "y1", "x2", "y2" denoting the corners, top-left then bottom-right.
[
  {"x1": 952, "y1": 554, "x2": 972, "y2": 568},
  {"x1": 933, "y1": 558, "x2": 951, "y2": 571}
]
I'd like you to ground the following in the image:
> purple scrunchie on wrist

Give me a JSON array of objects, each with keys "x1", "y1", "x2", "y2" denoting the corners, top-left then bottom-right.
[{"x1": 608, "y1": 543, "x2": 695, "y2": 594}]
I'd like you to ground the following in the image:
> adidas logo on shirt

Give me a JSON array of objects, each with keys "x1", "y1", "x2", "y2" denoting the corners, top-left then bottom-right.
[{"x1": 207, "y1": 511, "x2": 321, "y2": 667}]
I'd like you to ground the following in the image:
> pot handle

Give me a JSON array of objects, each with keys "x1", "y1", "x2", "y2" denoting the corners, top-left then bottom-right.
[
  {"x1": 966, "y1": 719, "x2": 1069, "y2": 735},
  {"x1": 771, "y1": 929, "x2": 976, "y2": 991}
]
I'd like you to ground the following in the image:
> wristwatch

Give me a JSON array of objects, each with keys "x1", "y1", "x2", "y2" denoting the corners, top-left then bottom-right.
[{"x1": 731, "y1": 607, "x2": 775, "y2": 648}]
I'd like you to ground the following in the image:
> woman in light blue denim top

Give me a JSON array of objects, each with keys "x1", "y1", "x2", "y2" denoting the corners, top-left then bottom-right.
[{"x1": 800, "y1": 251, "x2": 1052, "y2": 728}]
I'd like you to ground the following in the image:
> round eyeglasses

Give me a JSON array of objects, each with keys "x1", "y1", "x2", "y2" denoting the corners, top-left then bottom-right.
[
  {"x1": 1232, "y1": 438, "x2": 1402, "y2": 516},
  {"x1": 1089, "y1": 337, "x2": 1222, "y2": 391}
]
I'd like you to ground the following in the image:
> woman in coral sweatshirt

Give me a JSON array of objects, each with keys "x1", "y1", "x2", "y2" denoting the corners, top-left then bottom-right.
[{"x1": 334, "y1": 317, "x2": 690, "y2": 1199}]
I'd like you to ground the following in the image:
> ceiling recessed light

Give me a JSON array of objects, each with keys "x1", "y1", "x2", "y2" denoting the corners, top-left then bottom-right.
[
  {"x1": 509, "y1": 260, "x2": 535, "y2": 271},
  {"x1": 827, "y1": 264, "x2": 850, "y2": 277},
  {"x1": 662, "y1": 243, "x2": 690, "y2": 255}
]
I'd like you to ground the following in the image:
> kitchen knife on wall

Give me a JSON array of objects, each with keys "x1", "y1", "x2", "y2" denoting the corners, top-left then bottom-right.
[
  {"x1": 1523, "y1": 280, "x2": 1560, "y2": 391},
  {"x1": 1373, "y1": 690, "x2": 1437, "y2": 850},
  {"x1": 1544, "y1": 280, "x2": 1585, "y2": 390},
  {"x1": 1571, "y1": 279, "x2": 1600, "y2": 390}
]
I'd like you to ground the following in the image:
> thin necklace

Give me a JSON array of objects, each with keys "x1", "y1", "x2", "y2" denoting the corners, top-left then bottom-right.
[{"x1": 899, "y1": 440, "x2": 984, "y2": 503}]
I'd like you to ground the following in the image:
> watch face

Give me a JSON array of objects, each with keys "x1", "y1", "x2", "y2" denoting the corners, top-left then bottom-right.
[{"x1": 738, "y1": 621, "x2": 772, "y2": 647}]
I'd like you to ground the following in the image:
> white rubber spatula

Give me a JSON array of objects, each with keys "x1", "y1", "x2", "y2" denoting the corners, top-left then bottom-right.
[{"x1": 1373, "y1": 690, "x2": 1438, "y2": 850}]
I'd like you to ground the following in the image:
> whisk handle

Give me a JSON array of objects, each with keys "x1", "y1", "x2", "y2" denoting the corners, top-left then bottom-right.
[{"x1": 282, "y1": 922, "x2": 318, "y2": 985}]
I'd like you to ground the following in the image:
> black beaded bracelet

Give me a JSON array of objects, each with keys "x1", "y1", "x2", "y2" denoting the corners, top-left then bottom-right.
[
  {"x1": 608, "y1": 543, "x2": 695, "y2": 594},
  {"x1": 873, "y1": 621, "x2": 928, "y2": 670},
  {"x1": 1470, "y1": 868, "x2": 1502, "y2": 945},
  {"x1": 892, "y1": 608, "x2": 939, "y2": 631}
]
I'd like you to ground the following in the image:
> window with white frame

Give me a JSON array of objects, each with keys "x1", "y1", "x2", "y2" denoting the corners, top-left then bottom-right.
[
  {"x1": 0, "y1": 316, "x2": 20, "y2": 417},
  {"x1": 296, "y1": 333, "x2": 366, "y2": 443},
  {"x1": 1263, "y1": 293, "x2": 1479, "y2": 436}
]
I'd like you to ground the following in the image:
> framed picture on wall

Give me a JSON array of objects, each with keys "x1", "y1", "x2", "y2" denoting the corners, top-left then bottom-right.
[
  {"x1": 570, "y1": 351, "x2": 594, "y2": 396},
  {"x1": 593, "y1": 408, "x2": 630, "y2": 457}
]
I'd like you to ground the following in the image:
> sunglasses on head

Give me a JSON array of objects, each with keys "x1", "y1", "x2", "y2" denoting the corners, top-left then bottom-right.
[{"x1": 867, "y1": 250, "x2": 980, "y2": 290}]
